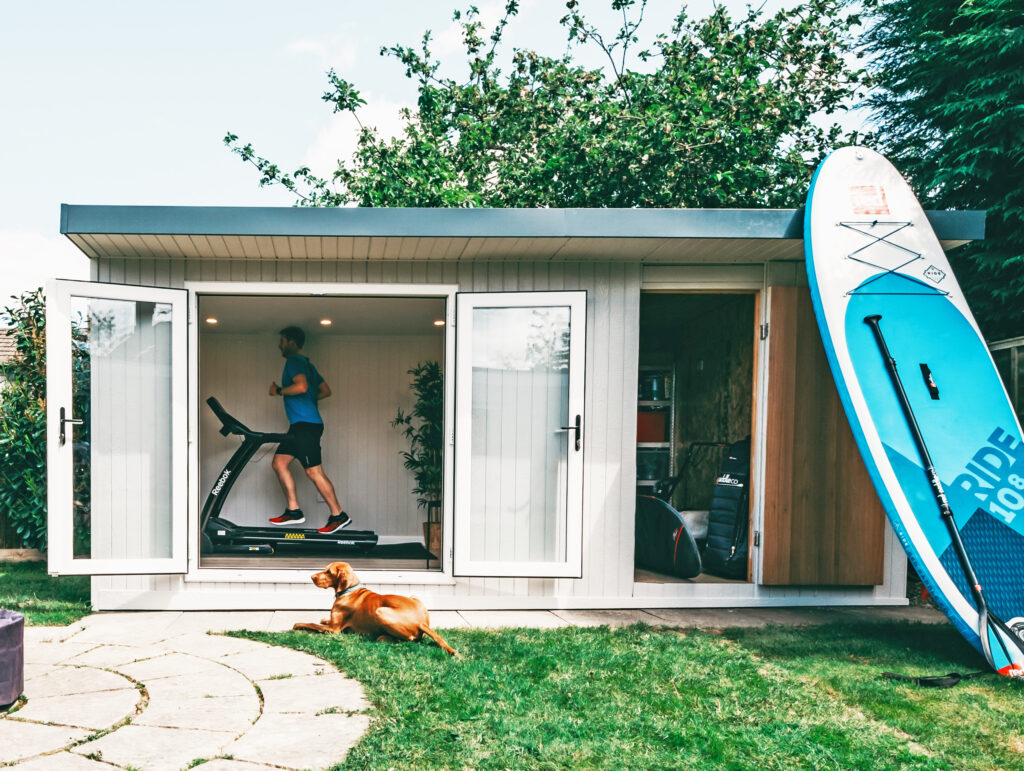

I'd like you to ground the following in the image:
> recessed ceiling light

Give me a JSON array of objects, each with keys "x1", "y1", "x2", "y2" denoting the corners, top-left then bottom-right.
[
  {"x1": 433, "y1": 319, "x2": 445, "y2": 327},
  {"x1": 320, "y1": 318, "x2": 332, "y2": 326},
  {"x1": 205, "y1": 317, "x2": 218, "y2": 324}
]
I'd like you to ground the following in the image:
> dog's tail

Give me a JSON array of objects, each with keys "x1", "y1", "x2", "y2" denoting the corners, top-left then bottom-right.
[{"x1": 419, "y1": 623, "x2": 457, "y2": 656}]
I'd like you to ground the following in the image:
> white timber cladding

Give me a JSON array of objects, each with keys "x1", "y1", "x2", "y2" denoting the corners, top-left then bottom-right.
[
  {"x1": 84, "y1": 256, "x2": 906, "y2": 610},
  {"x1": 199, "y1": 333, "x2": 442, "y2": 538}
]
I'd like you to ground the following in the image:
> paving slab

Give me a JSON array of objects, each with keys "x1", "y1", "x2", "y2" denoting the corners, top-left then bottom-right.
[
  {"x1": 226, "y1": 711, "x2": 372, "y2": 770},
  {"x1": 258, "y1": 672, "x2": 371, "y2": 714},
  {"x1": 834, "y1": 606, "x2": 949, "y2": 624},
  {"x1": 0, "y1": 720, "x2": 90, "y2": 764},
  {"x1": 116, "y1": 651, "x2": 238, "y2": 681},
  {"x1": 641, "y1": 608, "x2": 793, "y2": 628},
  {"x1": 8, "y1": 751, "x2": 113, "y2": 770},
  {"x1": 428, "y1": 610, "x2": 471, "y2": 628},
  {"x1": 22, "y1": 662, "x2": 52, "y2": 680},
  {"x1": 59, "y1": 643, "x2": 149, "y2": 668},
  {"x1": 161, "y1": 611, "x2": 275, "y2": 637},
  {"x1": 70, "y1": 724, "x2": 234, "y2": 771},
  {"x1": 552, "y1": 609, "x2": 663, "y2": 627},
  {"x1": 218, "y1": 646, "x2": 332, "y2": 680},
  {"x1": 23, "y1": 626, "x2": 74, "y2": 644},
  {"x1": 267, "y1": 610, "x2": 313, "y2": 631},
  {"x1": 132, "y1": 692, "x2": 258, "y2": 733},
  {"x1": 191, "y1": 761, "x2": 285, "y2": 771},
  {"x1": 22, "y1": 640, "x2": 96, "y2": 665},
  {"x1": 24, "y1": 665, "x2": 135, "y2": 698},
  {"x1": 159, "y1": 631, "x2": 272, "y2": 658},
  {"x1": 143, "y1": 670, "x2": 254, "y2": 701},
  {"x1": 11, "y1": 687, "x2": 141, "y2": 730},
  {"x1": 70, "y1": 612, "x2": 185, "y2": 644},
  {"x1": 459, "y1": 610, "x2": 570, "y2": 628}
]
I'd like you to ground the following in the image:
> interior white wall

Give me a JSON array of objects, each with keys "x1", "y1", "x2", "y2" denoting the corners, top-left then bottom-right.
[{"x1": 199, "y1": 332, "x2": 443, "y2": 537}]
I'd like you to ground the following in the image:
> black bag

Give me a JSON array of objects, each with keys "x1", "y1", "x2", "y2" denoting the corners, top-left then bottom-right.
[
  {"x1": 634, "y1": 495, "x2": 702, "y2": 579},
  {"x1": 0, "y1": 609, "x2": 24, "y2": 708},
  {"x1": 701, "y1": 437, "x2": 751, "y2": 579}
]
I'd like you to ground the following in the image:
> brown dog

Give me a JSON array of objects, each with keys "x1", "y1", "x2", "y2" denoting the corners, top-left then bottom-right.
[{"x1": 293, "y1": 561, "x2": 457, "y2": 656}]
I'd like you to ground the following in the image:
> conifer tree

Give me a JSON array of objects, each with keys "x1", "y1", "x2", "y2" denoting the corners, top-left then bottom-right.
[{"x1": 863, "y1": 0, "x2": 1024, "y2": 340}]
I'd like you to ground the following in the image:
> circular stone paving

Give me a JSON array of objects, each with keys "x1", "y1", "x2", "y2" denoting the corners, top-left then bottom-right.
[{"x1": 1, "y1": 614, "x2": 371, "y2": 770}]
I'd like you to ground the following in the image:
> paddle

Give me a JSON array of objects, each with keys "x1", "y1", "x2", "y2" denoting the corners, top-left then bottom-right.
[{"x1": 864, "y1": 314, "x2": 1024, "y2": 675}]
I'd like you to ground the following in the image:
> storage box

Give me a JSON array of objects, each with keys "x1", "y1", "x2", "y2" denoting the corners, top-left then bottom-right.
[
  {"x1": 0, "y1": 609, "x2": 24, "y2": 708},
  {"x1": 637, "y1": 411, "x2": 667, "y2": 442},
  {"x1": 636, "y1": 449, "x2": 670, "y2": 480}
]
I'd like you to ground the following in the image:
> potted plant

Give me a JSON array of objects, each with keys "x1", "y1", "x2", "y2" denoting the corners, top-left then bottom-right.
[{"x1": 391, "y1": 361, "x2": 443, "y2": 558}]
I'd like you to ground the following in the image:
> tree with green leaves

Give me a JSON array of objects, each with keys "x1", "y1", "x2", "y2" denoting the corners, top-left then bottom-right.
[
  {"x1": 0, "y1": 290, "x2": 90, "y2": 551},
  {"x1": 862, "y1": 0, "x2": 1024, "y2": 340},
  {"x1": 226, "y1": 0, "x2": 868, "y2": 210},
  {"x1": 1, "y1": 291, "x2": 49, "y2": 549}
]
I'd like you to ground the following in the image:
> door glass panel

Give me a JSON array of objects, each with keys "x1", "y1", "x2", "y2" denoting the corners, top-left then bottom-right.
[
  {"x1": 469, "y1": 306, "x2": 570, "y2": 564},
  {"x1": 70, "y1": 297, "x2": 174, "y2": 560}
]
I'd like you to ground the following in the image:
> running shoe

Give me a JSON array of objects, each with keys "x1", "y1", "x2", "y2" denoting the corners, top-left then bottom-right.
[
  {"x1": 318, "y1": 511, "x2": 352, "y2": 533},
  {"x1": 269, "y1": 509, "x2": 305, "y2": 525}
]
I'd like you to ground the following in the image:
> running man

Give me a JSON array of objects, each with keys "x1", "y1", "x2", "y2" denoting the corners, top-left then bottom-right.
[{"x1": 267, "y1": 326, "x2": 352, "y2": 533}]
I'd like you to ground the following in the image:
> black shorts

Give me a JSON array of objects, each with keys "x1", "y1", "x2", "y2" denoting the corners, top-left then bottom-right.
[{"x1": 275, "y1": 422, "x2": 324, "y2": 469}]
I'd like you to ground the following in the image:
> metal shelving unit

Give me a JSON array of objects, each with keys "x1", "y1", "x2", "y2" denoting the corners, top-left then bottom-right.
[{"x1": 637, "y1": 364, "x2": 675, "y2": 492}]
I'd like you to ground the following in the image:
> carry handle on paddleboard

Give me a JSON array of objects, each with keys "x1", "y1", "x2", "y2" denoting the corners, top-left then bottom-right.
[{"x1": 864, "y1": 314, "x2": 1024, "y2": 674}]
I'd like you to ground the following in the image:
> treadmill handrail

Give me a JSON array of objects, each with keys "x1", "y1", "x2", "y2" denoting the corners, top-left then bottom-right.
[{"x1": 206, "y1": 397, "x2": 289, "y2": 443}]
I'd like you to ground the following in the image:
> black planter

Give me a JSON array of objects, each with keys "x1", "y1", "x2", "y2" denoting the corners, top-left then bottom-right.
[{"x1": 0, "y1": 609, "x2": 25, "y2": 708}]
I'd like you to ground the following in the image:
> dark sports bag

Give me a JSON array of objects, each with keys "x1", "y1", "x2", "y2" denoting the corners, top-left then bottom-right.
[
  {"x1": 634, "y1": 495, "x2": 702, "y2": 579},
  {"x1": 701, "y1": 437, "x2": 751, "y2": 579}
]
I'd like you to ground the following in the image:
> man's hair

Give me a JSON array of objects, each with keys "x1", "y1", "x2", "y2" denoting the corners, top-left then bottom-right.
[{"x1": 279, "y1": 326, "x2": 305, "y2": 348}]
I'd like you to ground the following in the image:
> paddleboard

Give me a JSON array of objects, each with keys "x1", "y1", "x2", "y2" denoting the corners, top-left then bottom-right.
[{"x1": 805, "y1": 146, "x2": 1024, "y2": 676}]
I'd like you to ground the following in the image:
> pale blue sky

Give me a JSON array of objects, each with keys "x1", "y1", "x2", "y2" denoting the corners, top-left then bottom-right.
[{"x1": 1, "y1": 0, "x2": 821, "y2": 298}]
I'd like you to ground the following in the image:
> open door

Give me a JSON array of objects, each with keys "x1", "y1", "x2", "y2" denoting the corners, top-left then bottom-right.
[
  {"x1": 453, "y1": 291, "x2": 586, "y2": 578},
  {"x1": 761, "y1": 286, "x2": 886, "y2": 585},
  {"x1": 47, "y1": 281, "x2": 188, "y2": 575}
]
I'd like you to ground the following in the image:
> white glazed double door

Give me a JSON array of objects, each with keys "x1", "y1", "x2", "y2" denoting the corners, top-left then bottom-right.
[{"x1": 45, "y1": 281, "x2": 586, "y2": 580}]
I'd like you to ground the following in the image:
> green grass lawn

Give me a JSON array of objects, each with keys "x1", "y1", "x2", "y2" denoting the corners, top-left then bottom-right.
[
  {"x1": 235, "y1": 623, "x2": 1024, "y2": 771},
  {"x1": 0, "y1": 560, "x2": 91, "y2": 625}
]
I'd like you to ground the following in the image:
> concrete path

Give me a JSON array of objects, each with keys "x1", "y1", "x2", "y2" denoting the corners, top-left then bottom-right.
[{"x1": 1, "y1": 606, "x2": 947, "y2": 770}]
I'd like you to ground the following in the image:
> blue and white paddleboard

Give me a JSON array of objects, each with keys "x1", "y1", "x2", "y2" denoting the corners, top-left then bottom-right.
[{"x1": 805, "y1": 146, "x2": 1024, "y2": 677}]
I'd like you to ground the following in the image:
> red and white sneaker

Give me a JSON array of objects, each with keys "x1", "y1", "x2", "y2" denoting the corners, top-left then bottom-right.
[
  {"x1": 269, "y1": 510, "x2": 305, "y2": 526},
  {"x1": 318, "y1": 512, "x2": 352, "y2": 533}
]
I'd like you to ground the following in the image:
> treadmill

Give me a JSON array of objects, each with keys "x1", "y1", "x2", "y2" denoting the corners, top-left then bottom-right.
[{"x1": 201, "y1": 397, "x2": 378, "y2": 555}]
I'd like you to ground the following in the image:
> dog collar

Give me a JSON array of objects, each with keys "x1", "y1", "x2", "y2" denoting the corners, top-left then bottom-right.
[{"x1": 335, "y1": 583, "x2": 363, "y2": 598}]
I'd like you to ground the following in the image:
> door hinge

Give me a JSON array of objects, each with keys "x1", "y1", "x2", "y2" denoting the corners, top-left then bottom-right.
[
  {"x1": 753, "y1": 531, "x2": 761, "y2": 548},
  {"x1": 760, "y1": 323, "x2": 769, "y2": 340}
]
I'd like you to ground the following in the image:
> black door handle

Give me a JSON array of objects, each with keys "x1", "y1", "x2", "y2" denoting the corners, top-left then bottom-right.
[
  {"x1": 59, "y1": 406, "x2": 84, "y2": 446},
  {"x1": 559, "y1": 414, "x2": 582, "y2": 451}
]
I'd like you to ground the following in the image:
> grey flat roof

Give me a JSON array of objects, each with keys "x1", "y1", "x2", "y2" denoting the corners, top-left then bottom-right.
[{"x1": 60, "y1": 205, "x2": 984, "y2": 263}]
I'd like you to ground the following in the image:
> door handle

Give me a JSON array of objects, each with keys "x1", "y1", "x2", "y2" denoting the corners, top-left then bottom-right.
[
  {"x1": 59, "y1": 406, "x2": 83, "y2": 446},
  {"x1": 559, "y1": 414, "x2": 582, "y2": 451}
]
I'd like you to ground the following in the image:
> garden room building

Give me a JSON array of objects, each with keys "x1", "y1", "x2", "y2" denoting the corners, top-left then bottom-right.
[{"x1": 46, "y1": 204, "x2": 984, "y2": 610}]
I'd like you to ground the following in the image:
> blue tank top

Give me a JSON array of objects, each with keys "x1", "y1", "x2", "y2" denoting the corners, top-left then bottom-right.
[{"x1": 281, "y1": 354, "x2": 323, "y2": 425}]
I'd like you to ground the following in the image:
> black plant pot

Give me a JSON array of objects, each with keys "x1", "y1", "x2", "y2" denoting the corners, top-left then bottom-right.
[{"x1": 0, "y1": 609, "x2": 24, "y2": 709}]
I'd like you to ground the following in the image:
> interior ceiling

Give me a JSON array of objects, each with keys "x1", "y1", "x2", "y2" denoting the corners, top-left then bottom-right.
[
  {"x1": 198, "y1": 295, "x2": 446, "y2": 336},
  {"x1": 640, "y1": 293, "x2": 754, "y2": 332}
]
